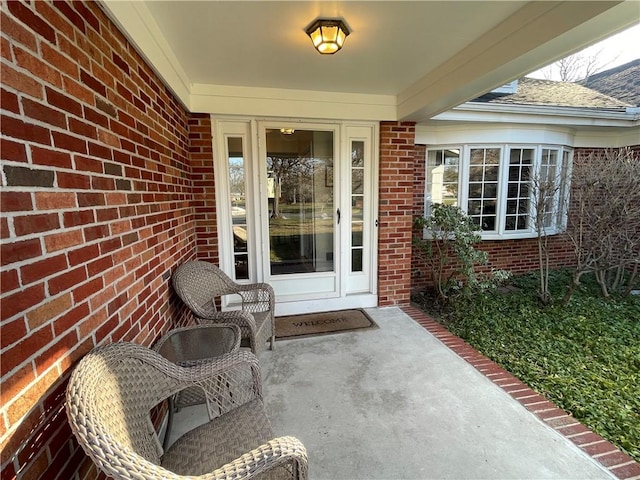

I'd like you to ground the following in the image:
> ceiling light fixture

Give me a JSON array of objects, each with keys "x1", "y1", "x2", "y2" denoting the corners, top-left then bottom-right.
[{"x1": 305, "y1": 18, "x2": 350, "y2": 55}]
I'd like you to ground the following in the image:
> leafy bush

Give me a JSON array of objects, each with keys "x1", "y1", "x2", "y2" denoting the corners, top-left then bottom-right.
[
  {"x1": 413, "y1": 203, "x2": 487, "y2": 300},
  {"x1": 420, "y1": 270, "x2": 640, "y2": 461}
]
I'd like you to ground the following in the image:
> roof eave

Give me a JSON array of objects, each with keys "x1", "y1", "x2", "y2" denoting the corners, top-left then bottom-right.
[{"x1": 431, "y1": 102, "x2": 640, "y2": 127}]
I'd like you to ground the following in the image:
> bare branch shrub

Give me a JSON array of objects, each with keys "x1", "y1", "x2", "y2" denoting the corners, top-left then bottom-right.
[
  {"x1": 563, "y1": 148, "x2": 640, "y2": 304},
  {"x1": 531, "y1": 172, "x2": 562, "y2": 305}
]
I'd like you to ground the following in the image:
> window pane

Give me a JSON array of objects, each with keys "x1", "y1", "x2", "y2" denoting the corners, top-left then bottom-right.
[
  {"x1": 467, "y1": 148, "x2": 501, "y2": 232},
  {"x1": 352, "y1": 169, "x2": 364, "y2": 194},
  {"x1": 505, "y1": 148, "x2": 533, "y2": 231},
  {"x1": 234, "y1": 254, "x2": 249, "y2": 280},
  {"x1": 469, "y1": 166, "x2": 484, "y2": 181},
  {"x1": 468, "y1": 200, "x2": 482, "y2": 215},
  {"x1": 510, "y1": 149, "x2": 522, "y2": 164},
  {"x1": 486, "y1": 149, "x2": 500, "y2": 164},
  {"x1": 351, "y1": 140, "x2": 366, "y2": 273},
  {"x1": 468, "y1": 183, "x2": 482, "y2": 198},
  {"x1": 483, "y1": 215, "x2": 496, "y2": 230},
  {"x1": 517, "y1": 216, "x2": 527, "y2": 230},
  {"x1": 228, "y1": 137, "x2": 249, "y2": 280},
  {"x1": 470, "y1": 149, "x2": 484, "y2": 165},
  {"x1": 352, "y1": 248, "x2": 363, "y2": 272},
  {"x1": 352, "y1": 225, "x2": 363, "y2": 246},
  {"x1": 352, "y1": 141, "x2": 364, "y2": 167},
  {"x1": 426, "y1": 148, "x2": 460, "y2": 210},
  {"x1": 352, "y1": 196, "x2": 364, "y2": 221},
  {"x1": 540, "y1": 148, "x2": 561, "y2": 230},
  {"x1": 483, "y1": 183, "x2": 497, "y2": 198},
  {"x1": 233, "y1": 226, "x2": 248, "y2": 252},
  {"x1": 556, "y1": 150, "x2": 571, "y2": 228},
  {"x1": 266, "y1": 129, "x2": 334, "y2": 275}
]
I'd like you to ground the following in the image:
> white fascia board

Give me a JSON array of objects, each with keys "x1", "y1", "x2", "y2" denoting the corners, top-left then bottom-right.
[
  {"x1": 416, "y1": 121, "x2": 640, "y2": 148},
  {"x1": 574, "y1": 126, "x2": 640, "y2": 148},
  {"x1": 99, "y1": 1, "x2": 191, "y2": 108},
  {"x1": 191, "y1": 84, "x2": 397, "y2": 122},
  {"x1": 415, "y1": 123, "x2": 576, "y2": 146},
  {"x1": 436, "y1": 103, "x2": 639, "y2": 127}
]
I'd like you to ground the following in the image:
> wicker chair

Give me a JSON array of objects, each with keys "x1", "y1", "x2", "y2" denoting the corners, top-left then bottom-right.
[
  {"x1": 172, "y1": 260, "x2": 276, "y2": 355},
  {"x1": 66, "y1": 342, "x2": 308, "y2": 480}
]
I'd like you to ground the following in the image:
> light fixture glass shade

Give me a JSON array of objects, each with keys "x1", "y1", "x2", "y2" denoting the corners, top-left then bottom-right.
[{"x1": 305, "y1": 19, "x2": 350, "y2": 55}]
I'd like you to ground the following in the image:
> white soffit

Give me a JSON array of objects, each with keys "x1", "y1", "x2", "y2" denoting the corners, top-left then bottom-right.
[{"x1": 99, "y1": 1, "x2": 638, "y2": 122}]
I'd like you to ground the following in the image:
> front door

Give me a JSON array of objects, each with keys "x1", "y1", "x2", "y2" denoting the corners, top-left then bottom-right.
[
  {"x1": 261, "y1": 125, "x2": 339, "y2": 301},
  {"x1": 213, "y1": 117, "x2": 378, "y2": 315}
]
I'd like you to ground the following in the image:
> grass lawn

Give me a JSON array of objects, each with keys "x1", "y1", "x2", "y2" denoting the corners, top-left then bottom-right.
[{"x1": 414, "y1": 270, "x2": 640, "y2": 462}]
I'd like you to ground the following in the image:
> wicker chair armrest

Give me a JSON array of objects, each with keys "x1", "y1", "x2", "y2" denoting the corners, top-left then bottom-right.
[
  {"x1": 168, "y1": 350, "x2": 263, "y2": 421},
  {"x1": 175, "y1": 349, "x2": 260, "y2": 382},
  {"x1": 170, "y1": 348, "x2": 257, "y2": 377},
  {"x1": 204, "y1": 436, "x2": 308, "y2": 480},
  {"x1": 237, "y1": 282, "x2": 274, "y2": 294},
  {"x1": 236, "y1": 283, "x2": 275, "y2": 311},
  {"x1": 198, "y1": 310, "x2": 257, "y2": 331}
]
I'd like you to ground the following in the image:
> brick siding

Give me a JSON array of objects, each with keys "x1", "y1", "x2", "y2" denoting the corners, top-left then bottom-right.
[
  {"x1": 0, "y1": 2, "x2": 210, "y2": 478},
  {"x1": 189, "y1": 114, "x2": 219, "y2": 263},
  {"x1": 378, "y1": 122, "x2": 415, "y2": 306}
]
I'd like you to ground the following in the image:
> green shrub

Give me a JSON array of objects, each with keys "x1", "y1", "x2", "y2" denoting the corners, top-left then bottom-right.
[{"x1": 413, "y1": 204, "x2": 487, "y2": 300}]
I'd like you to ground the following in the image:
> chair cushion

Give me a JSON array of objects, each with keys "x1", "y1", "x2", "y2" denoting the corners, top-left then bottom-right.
[{"x1": 161, "y1": 399, "x2": 273, "y2": 475}]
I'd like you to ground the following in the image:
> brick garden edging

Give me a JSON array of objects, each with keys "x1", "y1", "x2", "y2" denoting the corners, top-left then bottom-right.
[{"x1": 402, "y1": 305, "x2": 640, "y2": 480}]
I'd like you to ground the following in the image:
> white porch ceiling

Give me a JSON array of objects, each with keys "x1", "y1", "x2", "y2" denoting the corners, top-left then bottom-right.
[{"x1": 100, "y1": 1, "x2": 639, "y2": 123}]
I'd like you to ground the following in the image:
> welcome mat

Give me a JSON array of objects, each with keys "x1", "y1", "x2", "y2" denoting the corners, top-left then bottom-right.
[{"x1": 275, "y1": 309, "x2": 377, "y2": 339}]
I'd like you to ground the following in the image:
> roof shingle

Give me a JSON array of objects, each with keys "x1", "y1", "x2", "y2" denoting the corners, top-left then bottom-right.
[
  {"x1": 473, "y1": 77, "x2": 633, "y2": 110},
  {"x1": 579, "y1": 59, "x2": 640, "y2": 107}
]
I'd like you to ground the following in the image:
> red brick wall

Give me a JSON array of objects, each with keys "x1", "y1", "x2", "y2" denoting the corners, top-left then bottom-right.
[
  {"x1": 0, "y1": 1, "x2": 210, "y2": 478},
  {"x1": 189, "y1": 114, "x2": 219, "y2": 263},
  {"x1": 378, "y1": 122, "x2": 415, "y2": 306}
]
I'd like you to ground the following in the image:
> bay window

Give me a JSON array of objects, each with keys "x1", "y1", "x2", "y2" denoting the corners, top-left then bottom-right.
[{"x1": 425, "y1": 144, "x2": 572, "y2": 239}]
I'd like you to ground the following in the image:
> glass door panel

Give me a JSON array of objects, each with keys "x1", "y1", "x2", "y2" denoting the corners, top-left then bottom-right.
[
  {"x1": 265, "y1": 128, "x2": 335, "y2": 276},
  {"x1": 227, "y1": 137, "x2": 249, "y2": 280},
  {"x1": 351, "y1": 140, "x2": 365, "y2": 272}
]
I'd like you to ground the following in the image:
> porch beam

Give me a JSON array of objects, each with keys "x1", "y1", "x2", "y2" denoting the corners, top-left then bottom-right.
[{"x1": 398, "y1": 1, "x2": 636, "y2": 123}]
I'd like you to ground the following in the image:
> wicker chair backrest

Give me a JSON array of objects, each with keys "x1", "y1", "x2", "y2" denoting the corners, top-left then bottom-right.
[
  {"x1": 66, "y1": 343, "x2": 180, "y2": 473},
  {"x1": 172, "y1": 261, "x2": 238, "y2": 317}
]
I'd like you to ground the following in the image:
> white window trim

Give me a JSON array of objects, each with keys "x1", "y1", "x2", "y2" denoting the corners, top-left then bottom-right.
[{"x1": 424, "y1": 143, "x2": 573, "y2": 240}]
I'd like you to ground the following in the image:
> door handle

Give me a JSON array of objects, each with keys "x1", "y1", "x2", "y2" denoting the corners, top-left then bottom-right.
[{"x1": 337, "y1": 208, "x2": 341, "y2": 224}]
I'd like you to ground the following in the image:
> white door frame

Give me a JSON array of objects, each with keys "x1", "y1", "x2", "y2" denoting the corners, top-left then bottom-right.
[{"x1": 212, "y1": 116, "x2": 379, "y2": 315}]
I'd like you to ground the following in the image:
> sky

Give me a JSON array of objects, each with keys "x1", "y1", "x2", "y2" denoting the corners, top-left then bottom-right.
[{"x1": 527, "y1": 23, "x2": 640, "y2": 80}]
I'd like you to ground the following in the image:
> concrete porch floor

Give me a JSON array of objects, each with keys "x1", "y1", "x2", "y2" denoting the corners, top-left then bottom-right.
[{"x1": 171, "y1": 306, "x2": 616, "y2": 479}]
